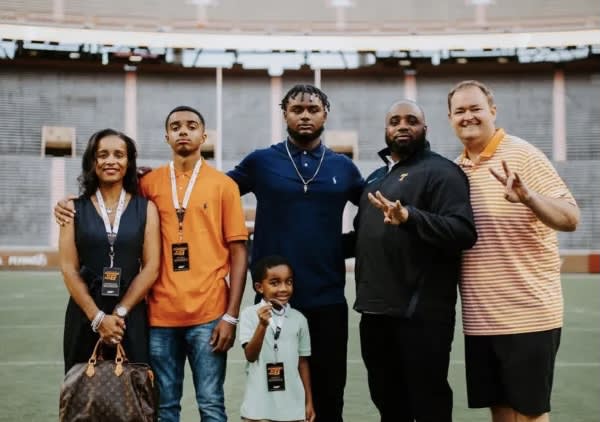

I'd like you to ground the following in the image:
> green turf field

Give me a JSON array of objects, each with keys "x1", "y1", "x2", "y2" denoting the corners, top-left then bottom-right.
[{"x1": 0, "y1": 271, "x2": 598, "y2": 422}]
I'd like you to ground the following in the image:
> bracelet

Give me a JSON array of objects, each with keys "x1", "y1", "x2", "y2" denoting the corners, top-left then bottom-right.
[
  {"x1": 90, "y1": 311, "x2": 106, "y2": 333},
  {"x1": 222, "y1": 313, "x2": 239, "y2": 326}
]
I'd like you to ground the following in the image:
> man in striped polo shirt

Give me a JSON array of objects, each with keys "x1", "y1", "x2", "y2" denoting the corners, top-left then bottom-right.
[{"x1": 448, "y1": 80, "x2": 580, "y2": 422}]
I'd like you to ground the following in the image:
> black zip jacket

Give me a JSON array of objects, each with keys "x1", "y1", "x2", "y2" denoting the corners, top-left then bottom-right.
[{"x1": 353, "y1": 142, "x2": 477, "y2": 320}]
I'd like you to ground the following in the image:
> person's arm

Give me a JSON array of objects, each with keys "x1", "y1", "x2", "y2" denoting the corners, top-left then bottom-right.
[
  {"x1": 490, "y1": 160, "x2": 579, "y2": 232},
  {"x1": 53, "y1": 168, "x2": 155, "y2": 226},
  {"x1": 522, "y1": 192, "x2": 579, "y2": 232},
  {"x1": 368, "y1": 165, "x2": 477, "y2": 251},
  {"x1": 299, "y1": 356, "x2": 315, "y2": 422},
  {"x1": 227, "y1": 152, "x2": 256, "y2": 195},
  {"x1": 210, "y1": 240, "x2": 248, "y2": 352},
  {"x1": 343, "y1": 167, "x2": 378, "y2": 258},
  {"x1": 243, "y1": 304, "x2": 272, "y2": 362},
  {"x1": 59, "y1": 200, "x2": 124, "y2": 343},
  {"x1": 341, "y1": 231, "x2": 357, "y2": 259},
  {"x1": 225, "y1": 240, "x2": 248, "y2": 319},
  {"x1": 54, "y1": 195, "x2": 78, "y2": 226},
  {"x1": 112, "y1": 200, "x2": 160, "y2": 314},
  {"x1": 350, "y1": 161, "x2": 365, "y2": 206}
]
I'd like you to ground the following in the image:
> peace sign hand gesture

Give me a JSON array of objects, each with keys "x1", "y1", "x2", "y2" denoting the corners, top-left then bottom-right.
[
  {"x1": 367, "y1": 191, "x2": 409, "y2": 225},
  {"x1": 489, "y1": 160, "x2": 532, "y2": 204}
]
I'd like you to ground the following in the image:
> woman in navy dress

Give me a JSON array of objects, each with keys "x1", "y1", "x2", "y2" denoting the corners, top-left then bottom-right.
[{"x1": 59, "y1": 128, "x2": 160, "y2": 373}]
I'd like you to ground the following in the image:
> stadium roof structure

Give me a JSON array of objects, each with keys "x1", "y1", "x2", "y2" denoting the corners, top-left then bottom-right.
[
  {"x1": 2, "y1": 23, "x2": 599, "y2": 52},
  {"x1": 1, "y1": 0, "x2": 599, "y2": 72}
]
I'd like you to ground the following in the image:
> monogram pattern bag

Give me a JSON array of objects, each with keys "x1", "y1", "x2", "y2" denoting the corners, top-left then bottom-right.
[{"x1": 59, "y1": 339, "x2": 158, "y2": 422}]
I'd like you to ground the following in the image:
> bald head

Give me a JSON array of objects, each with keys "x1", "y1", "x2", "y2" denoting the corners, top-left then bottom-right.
[
  {"x1": 384, "y1": 99, "x2": 427, "y2": 160},
  {"x1": 386, "y1": 99, "x2": 426, "y2": 124}
]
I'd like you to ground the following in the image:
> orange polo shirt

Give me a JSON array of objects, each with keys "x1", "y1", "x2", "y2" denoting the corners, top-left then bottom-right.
[
  {"x1": 457, "y1": 129, "x2": 577, "y2": 335},
  {"x1": 140, "y1": 160, "x2": 248, "y2": 327}
]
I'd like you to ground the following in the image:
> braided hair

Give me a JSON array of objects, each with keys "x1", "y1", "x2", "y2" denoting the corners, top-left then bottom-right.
[{"x1": 280, "y1": 84, "x2": 330, "y2": 112}]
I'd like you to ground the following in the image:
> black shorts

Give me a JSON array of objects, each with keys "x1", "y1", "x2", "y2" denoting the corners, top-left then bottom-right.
[{"x1": 464, "y1": 328, "x2": 561, "y2": 416}]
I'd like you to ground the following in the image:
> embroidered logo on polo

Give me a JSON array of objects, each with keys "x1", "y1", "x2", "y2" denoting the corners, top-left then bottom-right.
[{"x1": 399, "y1": 173, "x2": 408, "y2": 182}]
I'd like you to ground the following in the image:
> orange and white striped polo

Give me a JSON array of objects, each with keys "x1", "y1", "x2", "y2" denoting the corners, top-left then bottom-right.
[{"x1": 457, "y1": 129, "x2": 577, "y2": 336}]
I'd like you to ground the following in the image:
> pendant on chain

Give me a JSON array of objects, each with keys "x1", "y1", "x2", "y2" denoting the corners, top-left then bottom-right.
[{"x1": 303, "y1": 185, "x2": 308, "y2": 193}]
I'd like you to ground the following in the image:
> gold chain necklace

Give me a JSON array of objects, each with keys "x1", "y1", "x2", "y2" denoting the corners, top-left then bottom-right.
[{"x1": 284, "y1": 140, "x2": 326, "y2": 194}]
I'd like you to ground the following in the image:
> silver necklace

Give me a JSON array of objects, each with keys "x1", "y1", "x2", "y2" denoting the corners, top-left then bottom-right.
[{"x1": 285, "y1": 140, "x2": 326, "y2": 193}]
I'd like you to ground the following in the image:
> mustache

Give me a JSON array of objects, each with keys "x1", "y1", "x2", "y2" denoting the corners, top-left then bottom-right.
[{"x1": 385, "y1": 132, "x2": 426, "y2": 155}]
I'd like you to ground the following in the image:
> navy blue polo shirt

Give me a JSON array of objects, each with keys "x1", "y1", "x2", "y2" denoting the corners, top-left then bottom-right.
[{"x1": 227, "y1": 139, "x2": 364, "y2": 309}]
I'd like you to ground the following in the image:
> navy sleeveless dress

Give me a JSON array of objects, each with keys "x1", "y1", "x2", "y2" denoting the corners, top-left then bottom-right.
[{"x1": 63, "y1": 194, "x2": 150, "y2": 373}]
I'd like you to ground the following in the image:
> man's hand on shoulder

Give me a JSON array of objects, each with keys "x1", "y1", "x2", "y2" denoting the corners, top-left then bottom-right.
[
  {"x1": 54, "y1": 195, "x2": 78, "y2": 226},
  {"x1": 137, "y1": 166, "x2": 153, "y2": 179}
]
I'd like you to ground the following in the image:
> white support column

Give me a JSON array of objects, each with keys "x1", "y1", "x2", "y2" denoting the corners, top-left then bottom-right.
[
  {"x1": 335, "y1": 6, "x2": 347, "y2": 31},
  {"x1": 124, "y1": 71, "x2": 137, "y2": 141},
  {"x1": 475, "y1": 4, "x2": 487, "y2": 26},
  {"x1": 314, "y1": 68, "x2": 322, "y2": 88},
  {"x1": 49, "y1": 158, "x2": 65, "y2": 248},
  {"x1": 215, "y1": 66, "x2": 223, "y2": 170},
  {"x1": 404, "y1": 70, "x2": 417, "y2": 101},
  {"x1": 53, "y1": 0, "x2": 64, "y2": 21},
  {"x1": 271, "y1": 76, "x2": 283, "y2": 144},
  {"x1": 553, "y1": 69, "x2": 567, "y2": 162}
]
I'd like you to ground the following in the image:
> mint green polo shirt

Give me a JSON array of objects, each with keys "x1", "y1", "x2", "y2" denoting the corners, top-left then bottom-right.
[{"x1": 239, "y1": 303, "x2": 311, "y2": 421}]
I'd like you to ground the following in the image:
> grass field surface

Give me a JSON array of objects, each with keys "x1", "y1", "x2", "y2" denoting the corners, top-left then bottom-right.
[{"x1": 0, "y1": 272, "x2": 598, "y2": 422}]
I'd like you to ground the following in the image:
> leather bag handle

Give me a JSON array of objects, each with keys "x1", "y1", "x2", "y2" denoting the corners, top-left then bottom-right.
[{"x1": 85, "y1": 339, "x2": 129, "y2": 377}]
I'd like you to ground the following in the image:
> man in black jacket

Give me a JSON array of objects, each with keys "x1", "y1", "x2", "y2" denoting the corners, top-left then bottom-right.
[{"x1": 354, "y1": 100, "x2": 477, "y2": 422}]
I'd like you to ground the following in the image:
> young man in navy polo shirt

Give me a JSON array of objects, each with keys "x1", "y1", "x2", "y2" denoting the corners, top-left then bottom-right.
[{"x1": 228, "y1": 84, "x2": 364, "y2": 422}]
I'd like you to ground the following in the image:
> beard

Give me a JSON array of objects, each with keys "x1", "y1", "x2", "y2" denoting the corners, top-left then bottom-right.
[
  {"x1": 287, "y1": 125, "x2": 325, "y2": 146},
  {"x1": 385, "y1": 131, "x2": 426, "y2": 158}
]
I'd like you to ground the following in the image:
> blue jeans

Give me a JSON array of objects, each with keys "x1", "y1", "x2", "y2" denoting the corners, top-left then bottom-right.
[{"x1": 150, "y1": 319, "x2": 227, "y2": 422}]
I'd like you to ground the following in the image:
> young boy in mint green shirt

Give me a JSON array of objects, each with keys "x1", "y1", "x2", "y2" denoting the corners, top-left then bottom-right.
[{"x1": 239, "y1": 255, "x2": 314, "y2": 422}]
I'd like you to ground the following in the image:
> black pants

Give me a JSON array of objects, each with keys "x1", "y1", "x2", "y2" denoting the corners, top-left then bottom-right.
[
  {"x1": 360, "y1": 313, "x2": 455, "y2": 422},
  {"x1": 298, "y1": 303, "x2": 348, "y2": 422}
]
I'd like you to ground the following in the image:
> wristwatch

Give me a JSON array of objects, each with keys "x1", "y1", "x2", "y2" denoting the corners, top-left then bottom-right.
[{"x1": 115, "y1": 305, "x2": 128, "y2": 318}]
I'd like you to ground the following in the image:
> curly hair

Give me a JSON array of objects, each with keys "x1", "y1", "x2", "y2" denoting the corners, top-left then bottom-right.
[
  {"x1": 251, "y1": 255, "x2": 294, "y2": 287},
  {"x1": 280, "y1": 84, "x2": 330, "y2": 112},
  {"x1": 78, "y1": 129, "x2": 138, "y2": 197}
]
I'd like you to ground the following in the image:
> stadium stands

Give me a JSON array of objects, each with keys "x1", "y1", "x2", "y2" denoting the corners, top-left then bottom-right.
[
  {"x1": 2, "y1": 0, "x2": 598, "y2": 33},
  {"x1": 0, "y1": 65, "x2": 598, "y2": 255},
  {"x1": 0, "y1": 1, "x2": 598, "y2": 271},
  {"x1": 0, "y1": 156, "x2": 52, "y2": 246}
]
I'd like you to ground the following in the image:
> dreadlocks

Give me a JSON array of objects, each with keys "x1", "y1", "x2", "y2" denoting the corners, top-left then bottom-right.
[{"x1": 280, "y1": 84, "x2": 331, "y2": 112}]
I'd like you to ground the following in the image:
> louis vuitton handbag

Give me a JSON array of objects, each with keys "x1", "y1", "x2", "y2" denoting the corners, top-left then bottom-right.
[{"x1": 59, "y1": 339, "x2": 158, "y2": 422}]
